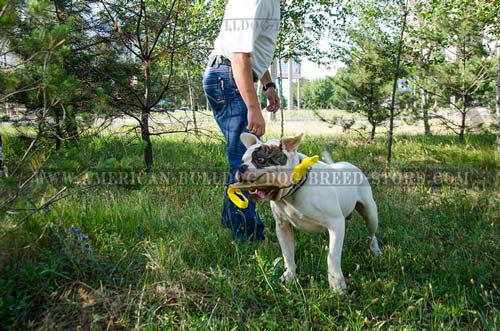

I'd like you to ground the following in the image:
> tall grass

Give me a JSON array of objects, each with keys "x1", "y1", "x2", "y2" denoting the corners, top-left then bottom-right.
[{"x1": 0, "y1": 132, "x2": 498, "y2": 330}]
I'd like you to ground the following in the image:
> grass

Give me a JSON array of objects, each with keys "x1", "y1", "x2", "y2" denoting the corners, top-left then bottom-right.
[{"x1": 0, "y1": 127, "x2": 499, "y2": 330}]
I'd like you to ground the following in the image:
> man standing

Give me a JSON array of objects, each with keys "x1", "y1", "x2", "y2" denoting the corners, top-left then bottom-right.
[{"x1": 203, "y1": 0, "x2": 281, "y2": 241}]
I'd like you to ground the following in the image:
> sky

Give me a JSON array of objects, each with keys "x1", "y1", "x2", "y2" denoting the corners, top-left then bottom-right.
[{"x1": 300, "y1": 59, "x2": 340, "y2": 80}]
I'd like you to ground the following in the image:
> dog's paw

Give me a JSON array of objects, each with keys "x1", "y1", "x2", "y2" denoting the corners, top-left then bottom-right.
[
  {"x1": 280, "y1": 270, "x2": 296, "y2": 284},
  {"x1": 369, "y1": 237, "x2": 382, "y2": 256},
  {"x1": 328, "y1": 276, "x2": 347, "y2": 294}
]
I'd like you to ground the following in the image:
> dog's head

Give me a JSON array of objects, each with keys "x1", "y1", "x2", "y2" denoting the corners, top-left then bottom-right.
[{"x1": 236, "y1": 132, "x2": 304, "y2": 201}]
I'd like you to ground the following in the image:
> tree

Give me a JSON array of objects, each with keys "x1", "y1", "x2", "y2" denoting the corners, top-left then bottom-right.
[
  {"x1": 0, "y1": 0, "x2": 81, "y2": 224},
  {"x1": 1, "y1": 0, "x2": 20, "y2": 175},
  {"x1": 405, "y1": 1, "x2": 446, "y2": 136},
  {"x1": 476, "y1": 0, "x2": 500, "y2": 151},
  {"x1": 387, "y1": 1, "x2": 409, "y2": 164},
  {"x1": 323, "y1": 0, "x2": 404, "y2": 141},
  {"x1": 93, "y1": 0, "x2": 224, "y2": 169},
  {"x1": 300, "y1": 77, "x2": 336, "y2": 109},
  {"x1": 277, "y1": 0, "x2": 343, "y2": 63},
  {"x1": 497, "y1": 44, "x2": 500, "y2": 152},
  {"x1": 273, "y1": 0, "x2": 344, "y2": 121},
  {"x1": 330, "y1": 0, "x2": 409, "y2": 159},
  {"x1": 334, "y1": 48, "x2": 392, "y2": 141},
  {"x1": 0, "y1": 0, "x2": 16, "y2": 175},
  {"x1": 1, "y1": 0, "x2": 110, "y2": 150},
  {"x1": 427, "y1": 0, "x2": 491, "y2": 143}
]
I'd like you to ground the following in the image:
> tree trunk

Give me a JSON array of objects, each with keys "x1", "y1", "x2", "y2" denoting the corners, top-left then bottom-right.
[
  {"x1": 459, "y1": 99, "x2": 467, "y2": 143},
  {"x1": 54, "y1": 0, "x2": 67, "y2": 23},
  {"x1": 0, "y1": 133, "x2": 4, "y2": 176},
  {"x1": 368, "y1": 86, "x2": 375, "y2": 141},
  {"x1": 185, "y1": 61, "x2": 198, "y2": 135},
  {"x1": 496, "y1": 45, "x2": 500, "y2": 152},
  {"x1": 143, "y1": 61, "x2": 153, "y2": 169},
  {"x1": 423, "y1": 107, "x2": 431, "y2": 136},
  {"x1": 459, "y1": 109, "x2": 466, "y2": 143},
  {"x1": 370, "y1": 122, "x2": 376, "y2": 141},
  {"x1": 459, "y1": 48, "x2": 467, "y2": 144},
  {"x1": 387, "y1": 5, "x2": 408, "y2": 165},
  {"x1": 141, "y1": 111, "x2": 153, "y2": 169},
  {"x1": 288, "y1": 58, "x2": 293, "y2": 111},
  {"x1": 421, "y1": 87, "x2": 431, "y2": 135}
]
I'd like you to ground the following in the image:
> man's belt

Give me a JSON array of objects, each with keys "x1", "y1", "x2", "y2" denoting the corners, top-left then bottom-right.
[
  {"x1": 209, "y1": 55, "x2": 259, "y2": 83},
  {"x1": 211, "y1": 55, "x2": 232, "y2": 66}
]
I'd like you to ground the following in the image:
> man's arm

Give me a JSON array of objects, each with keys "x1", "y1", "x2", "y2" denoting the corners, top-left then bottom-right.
[
  {"x1": 260, "y1": 70, "x2": 280, "y2": 113},
  {"x1": 231, "y1": 52, "x2": 266, "y2": 136},
  {"x1": 260, "y1": 70, "x2": 273, "y2": 86}
]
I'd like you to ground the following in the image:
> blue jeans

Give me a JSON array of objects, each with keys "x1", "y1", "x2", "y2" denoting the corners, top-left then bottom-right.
[{"x1": 203, "y1": 60, "x2": 265, "y2": 242}]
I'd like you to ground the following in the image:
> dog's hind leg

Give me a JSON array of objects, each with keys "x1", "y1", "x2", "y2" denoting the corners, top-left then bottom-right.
[{"x1": 355, "y1": 199, "x2": 382, "y2": 256}]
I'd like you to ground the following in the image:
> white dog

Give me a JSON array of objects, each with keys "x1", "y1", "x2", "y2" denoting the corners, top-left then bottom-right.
[{"x1": 236, "y1": 133, "x2": 382, "y2": 293}]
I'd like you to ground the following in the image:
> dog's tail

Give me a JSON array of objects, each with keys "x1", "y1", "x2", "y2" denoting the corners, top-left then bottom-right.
[{"x1": 321, "y1": 151, "x2": 334, "y2": 165}]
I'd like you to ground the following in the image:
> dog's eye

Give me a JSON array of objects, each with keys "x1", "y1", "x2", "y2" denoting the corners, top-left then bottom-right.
[{"x1": 256, "y1": 157, "x2": 265, "y2": 163}]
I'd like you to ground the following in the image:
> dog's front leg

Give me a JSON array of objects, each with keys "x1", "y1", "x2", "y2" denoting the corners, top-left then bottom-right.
[
  {"x1": 327, "y1": 218, "x2": 347, "y2": 293},
  {"x1": 275, "y1": 220, "x2": 296, "y2": 283}
]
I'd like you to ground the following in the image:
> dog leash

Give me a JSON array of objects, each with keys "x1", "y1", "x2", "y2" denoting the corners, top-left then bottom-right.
[
  {"x1": 279, "y1": 101, "x2": 284, "y2": 144},
  {"x1": 277, "y1": 56, "x2": 285, "y2": 149}
]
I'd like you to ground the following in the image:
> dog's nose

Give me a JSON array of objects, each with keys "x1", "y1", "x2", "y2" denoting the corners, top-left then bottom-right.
[{"x1": 238, "y1": 164, "x2": 248, "y2": 174}]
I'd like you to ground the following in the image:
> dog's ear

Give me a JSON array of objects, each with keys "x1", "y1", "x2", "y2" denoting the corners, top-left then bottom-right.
[
  {"x1": 281, "y1": 134, "x2": 303, "y2": 153},
  {"x1": 240, "y1": 133, "x2": 261, "y2": 149}
]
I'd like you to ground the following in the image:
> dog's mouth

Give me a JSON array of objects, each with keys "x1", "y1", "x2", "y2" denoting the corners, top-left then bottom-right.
[
  {"x1": 232, "y1": 170, "x2": 292, "y2": 202},
  {"x1": 249, "y1": 188, "x2": 279, "y2": 202}
]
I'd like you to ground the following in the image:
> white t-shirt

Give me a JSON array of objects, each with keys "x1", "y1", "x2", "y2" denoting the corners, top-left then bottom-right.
[{"x1": 209, "y1": 0, "x2": 280, "y2": 80}]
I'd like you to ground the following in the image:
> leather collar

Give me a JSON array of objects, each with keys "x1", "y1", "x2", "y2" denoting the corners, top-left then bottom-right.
[{"x1": 279, "y1": 156, "x2": 311, "y2": 200}]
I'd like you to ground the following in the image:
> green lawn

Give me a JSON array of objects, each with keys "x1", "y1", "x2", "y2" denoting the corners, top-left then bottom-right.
[{"x1": 0, "y1": 131, "x2": 499, "y2": 330}]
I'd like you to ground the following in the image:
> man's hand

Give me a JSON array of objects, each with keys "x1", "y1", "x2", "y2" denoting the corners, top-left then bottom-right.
[
  {"x1": 265, "y1": 87, "x2": 280, "y2": 113},
  {"x1": 247, "y1": 106, "x2": 265, "y2": 137},
  {"x1": 260, "y1": 70, "x2": 280, "y2": 113}
]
